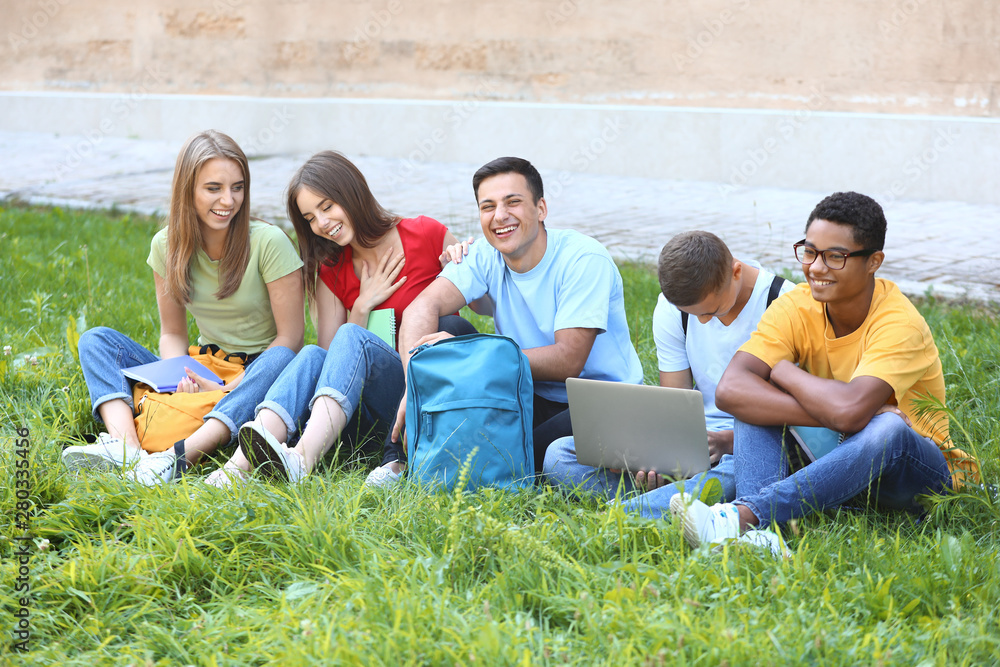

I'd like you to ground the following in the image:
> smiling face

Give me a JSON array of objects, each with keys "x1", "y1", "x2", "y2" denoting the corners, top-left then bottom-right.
[
  {"x1": 193, "y1": 157, "x2": 245, "y2": 234},
  {"x1": 801, "y1": 218, "x2": 883, "y2": 306},
  {"x1": 296, "y1": 186, "x2": 355, "y2": 247},
  {"x1": 476, "y1": 172, "x2": 548, "y2": 271}
]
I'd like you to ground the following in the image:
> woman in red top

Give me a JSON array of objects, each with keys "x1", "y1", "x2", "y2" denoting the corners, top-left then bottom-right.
[{"x1": 206, "y1": 150, "x2": 479, "y2": 487}]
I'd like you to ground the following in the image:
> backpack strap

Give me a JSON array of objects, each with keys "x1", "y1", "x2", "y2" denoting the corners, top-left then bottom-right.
[
  {"x1": 680, "y1": 273, "x2": 788, "y2": 338},
  {"x1": 766, "y1": 274, "x2": 788, "y2": 308}
]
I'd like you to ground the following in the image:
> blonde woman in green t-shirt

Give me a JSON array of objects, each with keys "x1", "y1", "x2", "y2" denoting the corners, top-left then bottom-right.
[{"x1": 63, "y1": 130, "x2": 305, "y2": 485}]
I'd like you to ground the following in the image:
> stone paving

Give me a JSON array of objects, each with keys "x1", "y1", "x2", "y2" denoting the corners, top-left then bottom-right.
[{"x1": 2, "y1": 131, "x2": 998, "y2": 302}]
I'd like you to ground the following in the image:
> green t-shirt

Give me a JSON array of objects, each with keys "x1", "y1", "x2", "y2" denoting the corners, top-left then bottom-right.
[{"x1": 147, "y1": 221, "x2": 303, "y2": 354}]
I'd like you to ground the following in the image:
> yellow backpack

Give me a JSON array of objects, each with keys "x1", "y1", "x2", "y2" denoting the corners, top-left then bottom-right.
[{"x1": 132, "y1": 345, "x2": 248, "y2": 453}]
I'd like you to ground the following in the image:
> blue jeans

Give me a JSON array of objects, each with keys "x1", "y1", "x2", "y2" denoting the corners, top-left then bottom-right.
[
  {"x1": 78, "y1": 326, "x2": 295, "y2": 440},
  {"x1": 734, "y1": 413, "x2": 953, "y2": 526},
  {"x1": 542, "y1": 435, "x2": 737, "y2": 519},
  {"x1": 256, "y1": 324, "x2": 404, "y2": 455}
]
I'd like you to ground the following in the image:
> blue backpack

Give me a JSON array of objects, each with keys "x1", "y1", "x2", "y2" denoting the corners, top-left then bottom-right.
[{"x1": 405, "y1": 333, "x2": 534, "y2": 491}]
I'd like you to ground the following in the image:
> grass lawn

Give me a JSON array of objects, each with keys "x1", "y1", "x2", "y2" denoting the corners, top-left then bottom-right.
[{"x1": 2, "y1": 204, "x2": 999, "y2": 665}]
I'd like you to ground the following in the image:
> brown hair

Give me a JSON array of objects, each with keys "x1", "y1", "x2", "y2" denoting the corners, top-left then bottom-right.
[
  {"x1": 472, "y1": 156, "x2": 544, "y2": 204},
  {"x1": 286, "y1": 151, "x2": 398, "y2": 298},
  {"x1": 164, "y1": 130, "x2": 252, "y2": 303},
  {"x1": 657, "y1": 231, "x2": 733, "y2": 306}
]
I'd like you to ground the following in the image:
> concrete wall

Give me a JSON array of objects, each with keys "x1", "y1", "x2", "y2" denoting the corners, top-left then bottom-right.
[
  {"x1": 2, "y1": 0, "x2": 998, "y2": 204},
  {"x1": 4, "y1": 0, "x2": 998, "y2": 116}
]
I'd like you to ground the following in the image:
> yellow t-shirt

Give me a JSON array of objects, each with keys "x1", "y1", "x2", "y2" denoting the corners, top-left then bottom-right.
[
  {"x1": 147, "y1": 220, "x2": 303, "y2": 354},
  {"x1": 740, "y1": 279, "x2": 979, "y2": 488}
]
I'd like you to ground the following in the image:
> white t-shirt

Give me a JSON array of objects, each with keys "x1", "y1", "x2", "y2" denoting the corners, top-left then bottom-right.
[
  {"x1": 652, "y1": 261, "x2": 795, "y2": 431},
  {"x1": 440, "y1": 227, "x2": 643, "y2": 403}
]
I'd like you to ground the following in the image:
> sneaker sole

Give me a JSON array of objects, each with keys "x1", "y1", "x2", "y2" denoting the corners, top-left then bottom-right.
[
  {"x1": 62, "y1": 450, "x2": 123, "y2": 473},
  {"x1": 204, "y1": 467, "x2": 248, "y2": 489},
  {"x1": 364, "y1": 468, "x2": 402, "y2": 488},
  {"x1": 239, "y1": 424, "x2": 289, "y2": 482},
  {"x1": 670, "y1": 493, "x2": 709, "y2": 550}
]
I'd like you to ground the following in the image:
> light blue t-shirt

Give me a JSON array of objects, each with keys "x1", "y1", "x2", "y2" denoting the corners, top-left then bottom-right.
[
  {"x1": 440, "y1": 227, "x2": 643, "y2": 403},
  {"x1": 652, "y1": 261, "x2": 795, "y2": 431}
]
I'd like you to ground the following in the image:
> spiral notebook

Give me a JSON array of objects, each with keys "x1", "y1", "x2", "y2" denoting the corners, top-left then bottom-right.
[
  {"x1": 121, "y1": 355, "x2": 223, "y2": 393},
  {"x1": 788, "y1": 426, "x2": 845, "y2": 462},
  {"x1": 366, "y1": 308, "x2": 397, "y2": 348}
]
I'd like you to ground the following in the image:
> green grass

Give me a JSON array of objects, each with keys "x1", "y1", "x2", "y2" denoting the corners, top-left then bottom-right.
[{"x1": 2, "y1": 204, "x2": 1000, "y2": 665}]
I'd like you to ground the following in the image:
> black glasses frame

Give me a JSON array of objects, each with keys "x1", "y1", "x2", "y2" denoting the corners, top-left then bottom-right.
[{"x1": 793, "y1": 239, "x2": 879, "y2": 270}]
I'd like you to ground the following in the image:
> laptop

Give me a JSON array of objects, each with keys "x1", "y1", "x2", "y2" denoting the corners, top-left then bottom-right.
[{"x1": 566, "y1": 377, "x2": 711, "y2": 478}]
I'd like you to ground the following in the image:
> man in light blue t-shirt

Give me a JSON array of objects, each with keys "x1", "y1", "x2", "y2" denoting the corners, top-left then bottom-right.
[
  {"x1": 389, "y1": 156, "x2": 643, "y2": 474},
  {"x1": 543, "y1": 230, "x2": 792, "y2": 518}
]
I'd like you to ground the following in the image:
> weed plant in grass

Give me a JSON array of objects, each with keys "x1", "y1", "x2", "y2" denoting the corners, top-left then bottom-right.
[{"x1": 2, "y1": 205, "x2": 999, "y2": 665}]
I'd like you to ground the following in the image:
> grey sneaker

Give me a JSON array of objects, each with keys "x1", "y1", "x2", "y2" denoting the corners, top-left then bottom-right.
[
  {"x1": 127, "y1": 440, "x2": 189, "y2": 486},
  {"x1": 62, "y1": 433, "x2": 144, "y2": 472},
  {"x1": 239, "y1": 421, "x2": 306, "y2": 483},
  {"x1": 364, "y1": 462, "x2": 403, "y2": 488}
]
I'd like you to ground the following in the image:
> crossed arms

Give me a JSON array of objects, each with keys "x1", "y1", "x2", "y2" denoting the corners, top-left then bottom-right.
[{"x1": 716, "y1": 351, "x2": 897, "y2": 434}]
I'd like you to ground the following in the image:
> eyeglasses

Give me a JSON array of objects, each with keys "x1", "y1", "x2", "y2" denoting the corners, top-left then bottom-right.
[{"x1": 793, "y1": 239, "x2": 879, "y2": 270}]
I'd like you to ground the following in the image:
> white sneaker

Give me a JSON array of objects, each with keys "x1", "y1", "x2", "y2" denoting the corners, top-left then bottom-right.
[
  {"x1": 737, "y1": 529, "x2": 792, "y2": 559},
  {"x1": 62, "y1": 433, "x2": 144, "y2": 472},
  {"x1": 239, "y1": 421, "x2": 306, "y2": 483},
  {"x1": 669, "y1": 493, "x2": 741, "y2": 549},
  {"x1": 364, "y1": 462, "x2": 403, "y2": 488},
  {"x1": 204, "y1": 466, "x2": 249, "y2": 489},
  {"x1": 127, "y1": 441, "x2": 188, "y2": 486},
  {"x1": 670, "y1": 493, "x2": 791, "y2": 559}
]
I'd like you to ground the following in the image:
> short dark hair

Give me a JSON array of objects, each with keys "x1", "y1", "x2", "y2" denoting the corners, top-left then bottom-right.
[
  {"x1": 472, "y1": 157, "x2": 544, "y2": 204},
  {"x1": 657, "y1": 231, "x2": 734, "y2": 306},
  {"x1": 806, "y1": 192, "x2": 887, "y2": 250}
]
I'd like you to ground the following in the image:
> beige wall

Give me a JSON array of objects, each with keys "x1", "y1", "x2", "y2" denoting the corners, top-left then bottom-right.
[{"x1": 3, "y1": 0, "x2": 998, "y2": 117}]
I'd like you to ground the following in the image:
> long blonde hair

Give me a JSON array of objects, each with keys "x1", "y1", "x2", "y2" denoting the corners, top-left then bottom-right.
[{"x1": 165, "y1": 130, "x2": 252, "y2": 303}]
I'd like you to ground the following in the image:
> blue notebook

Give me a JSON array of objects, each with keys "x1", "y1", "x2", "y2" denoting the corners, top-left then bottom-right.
[
  {"x1": 789, "y1": 426, "x2": 845, "y2": 462},
  {"x1": 122, "y1": 355, "x2": 223, "y2": 393}
]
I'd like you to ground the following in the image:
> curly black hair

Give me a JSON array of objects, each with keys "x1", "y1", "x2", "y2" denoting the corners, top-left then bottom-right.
[{"x1": 806, "y1": 191, "x2": 886, "y2": 250}]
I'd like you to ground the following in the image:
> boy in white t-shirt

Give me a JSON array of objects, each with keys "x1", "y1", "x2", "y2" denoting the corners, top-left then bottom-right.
[{"x1": 543, "y1": 231, "x2": 791, "y2": 518}]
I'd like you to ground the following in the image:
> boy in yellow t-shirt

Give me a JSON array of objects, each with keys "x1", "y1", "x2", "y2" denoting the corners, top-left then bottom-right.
[{"x1": 671, "y1": 191, "x2": 979, "y2": 556}]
